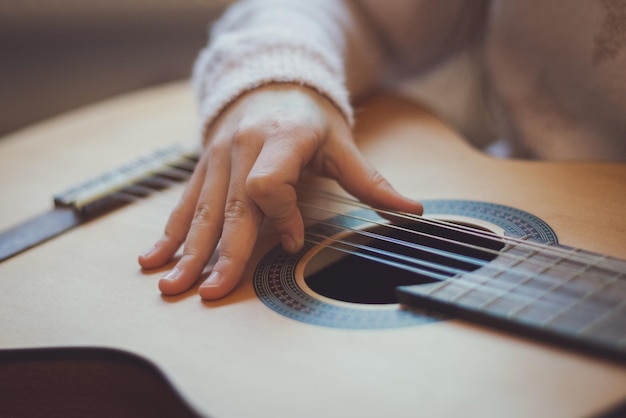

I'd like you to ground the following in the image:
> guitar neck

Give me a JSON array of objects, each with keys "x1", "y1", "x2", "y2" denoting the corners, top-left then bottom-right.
[{"x1": 398, "y1": 239, "x2": 626, "y2": 362}]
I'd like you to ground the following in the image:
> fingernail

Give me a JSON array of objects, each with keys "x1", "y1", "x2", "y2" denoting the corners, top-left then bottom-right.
[
  {"x1": 162, "y1": 266, "x2": 180, "y2": 281},
  {"x1": 200, "y1": 271, "x2": 222, "y2": 288},
  {"x1": 140, "y1": 245, "x2": 156, "y2": 258}
]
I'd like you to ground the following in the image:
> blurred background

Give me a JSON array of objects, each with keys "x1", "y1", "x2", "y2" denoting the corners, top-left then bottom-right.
[{"x1": 0, "y1": 0, "x2": 231, "y2": 137}]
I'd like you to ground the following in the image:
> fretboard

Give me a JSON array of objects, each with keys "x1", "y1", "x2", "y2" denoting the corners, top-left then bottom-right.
[{"x1": 397, "y1": 238, "x2": 626, "y2": 362}]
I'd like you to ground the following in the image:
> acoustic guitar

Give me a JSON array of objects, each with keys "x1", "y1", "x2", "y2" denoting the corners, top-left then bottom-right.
[{"x1": 0, "y1": 82, "x2": 625, "y2": 418}]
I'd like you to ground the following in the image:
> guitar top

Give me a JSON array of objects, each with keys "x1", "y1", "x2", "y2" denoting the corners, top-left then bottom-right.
[{"x1": 0, "y1": 82, "x2": 625, "y2": 418}]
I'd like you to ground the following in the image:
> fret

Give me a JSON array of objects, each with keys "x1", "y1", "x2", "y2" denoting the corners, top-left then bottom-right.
[
  {"x1": 466, "y1": 245, "x2": 572, "y2": 318},
  {"x1": 508, "y1": 247, "x2": 598, "y2": 318},
  {"x1": 505, "y1": 239, "x2": 567, "y2": 272},
  {"x1": 514, "y1": 302, "x2": 557, "y2": 325},
  {"x1": 478, "y1": 295, "x2": 522, "y2": 317},
  {"x1": 486, "y1": 242, "x2": 574, "y2": 292},
  {"x1": 540, "y1": 252, "x2": 623, "y2": 327},
  {"x1": 420, "y1": 279, "x2": 465, "y2": 301},
  {"x1": 397, "y1": 241, "x2": 626, "y2": 362},
  {"x1": 577, "y1": 300, "x2": 626, "y2": 341},
  {"x1": 433, "y1": 245, "x2": 592, "y2": 317},
  {"x1": 605, "y1": 280, "x2": 626, "y2": 301},
  {"x1": 454, "y1": 287, "x2": 493, "y2": 307},
  {"x1": 441, "y1": 251, "x2": 528, "y2": 309}
]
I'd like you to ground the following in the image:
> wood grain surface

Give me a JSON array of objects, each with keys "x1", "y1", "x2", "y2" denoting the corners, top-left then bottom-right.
[{"x1": 1, "y1": 81, "x2": 625, "y2": 418}]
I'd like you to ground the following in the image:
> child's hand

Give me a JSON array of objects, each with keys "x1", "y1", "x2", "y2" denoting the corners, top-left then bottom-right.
[{"x1": 138, "y1": 84, "x2": 422, "y2": 300}]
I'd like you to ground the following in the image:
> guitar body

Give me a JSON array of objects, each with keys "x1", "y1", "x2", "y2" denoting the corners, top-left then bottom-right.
[{"x1": 1, "y1": 82, "x2": 625, "y2": 417}]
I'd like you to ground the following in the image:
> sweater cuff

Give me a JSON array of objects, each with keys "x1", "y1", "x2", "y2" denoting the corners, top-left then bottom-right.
[{"x1": 192, "y1": 32, "x2": 353, "y2": 139}]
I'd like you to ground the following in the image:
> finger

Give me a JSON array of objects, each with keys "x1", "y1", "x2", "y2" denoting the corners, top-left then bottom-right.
[
  {"x1": 327, "y1": 140, "x2": 423, "y2": 215},
  {"x1": 138, "y1": 153, "x2": 209, "y2": 269},
  {"x1": 197, "y1": 197, "x2": 261, "y2": 300},
  {"x1": 159, "y1": 144, "x2": 231, "y2": 295},
  {"x1": 245, "y1": 136, "x2": 318, "y2": 253},
  {"x1": 198, "y1": 146, "x2": 264, "y2": 300}
]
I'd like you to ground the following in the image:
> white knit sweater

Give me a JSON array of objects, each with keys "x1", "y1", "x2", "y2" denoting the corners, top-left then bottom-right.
[{"x1": 193, "y1": 0, "x2": 626, "y2": 161}]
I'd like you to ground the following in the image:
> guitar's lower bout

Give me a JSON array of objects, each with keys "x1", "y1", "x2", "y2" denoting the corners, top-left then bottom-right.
[{"x1": 253, "y1": 199, "x2": 557, "y2": 329}]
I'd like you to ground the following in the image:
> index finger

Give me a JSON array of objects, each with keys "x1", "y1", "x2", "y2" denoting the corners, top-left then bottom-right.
[{"x1": 324, "y1": 139, "x2": 423, "y2": 215}]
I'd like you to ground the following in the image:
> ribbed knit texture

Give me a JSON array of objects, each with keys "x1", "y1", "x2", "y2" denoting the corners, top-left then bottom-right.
[{"x1": 192, "y1": 1, "x2": 354, "y2": 139}]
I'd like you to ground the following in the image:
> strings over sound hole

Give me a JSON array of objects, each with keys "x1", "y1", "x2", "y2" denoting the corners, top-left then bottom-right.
[{"x1": 304, "y1": 220, "x2": 505, "y2": 305}]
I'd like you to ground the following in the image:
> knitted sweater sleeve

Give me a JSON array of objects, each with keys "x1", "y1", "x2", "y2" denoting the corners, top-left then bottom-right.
[
  {"x1": 191, "y1": 0, "x2": 386, "y2": 135},
  {"x1": 191, "y1": 0, "x2": 485, "y2": 138}
]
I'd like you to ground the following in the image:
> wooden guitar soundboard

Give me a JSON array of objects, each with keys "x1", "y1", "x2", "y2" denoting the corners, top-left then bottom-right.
[{"x1": 0, "y1": 82, "x2": 625, "y2": 417}]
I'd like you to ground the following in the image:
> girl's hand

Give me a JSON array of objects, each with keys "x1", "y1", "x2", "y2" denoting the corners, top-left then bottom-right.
[{"x1": 138, "y1": 84, "x2": 422, "y2": 300}]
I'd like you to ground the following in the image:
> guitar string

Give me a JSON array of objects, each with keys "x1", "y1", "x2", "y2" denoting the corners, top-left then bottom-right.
[
  {"x1": 298, "y1": 198, "x2": 625, "y2": 290},
  {"x1": 301, "y1": 211, "x2": 625, "y2": 318},
  {"x1": 302, "y1": 225, "x2": 625, "y2": 336},
  {"x1": 128, "y1": 182, "x2": 609, "y2": 314},
  {"x1": 153, "y1": 154, "x2": 619, "y2": 269},
  {"x1": 305, "y1": 215, "x2": 492, "y2": 269},
  {"x1": 300, "y1": 200, "x2": 626, "y2": 322},
  {"x1": 300, "y1": 202, "x2": 618, "y2": 302},
  {"x1": 124, "y1": 178, "x2": 509, "y2": 271},
  {"x1": 118, "y1": 173, "x2": 624, "y2": 332},
  {"x1": 302, "y1": 228, "x2": 600, "y2": 319},
  {"x1": 307, "y1": 189, "x2": 613, "y2": 266},
  {"x1": 120, "y1": 174, "x2": 624, "y2": 290},
  {"x1": 110, "y1": 166, "x2": 624, "y2": 282},
  {"x1": 119, "y1": 167, "x2": 623, "y2": 266},
  {"x1": 297, "y1": 196, "x2": 625, "y2": 326},
  {"x1": 117, "y1": 153, "x2": 567, "y2": 262},
  {"x1": 113, "y1": 160, "x2": 619, "y2": 270},
  {"x1": 316, "y1": 189, "x2": 610, "y2": 263},
  {"x1": 308, "y1": 237, "x2": 626, "y2": 346}
]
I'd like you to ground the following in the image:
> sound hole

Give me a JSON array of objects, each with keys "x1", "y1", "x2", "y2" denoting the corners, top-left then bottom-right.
[{"x1": 304, "y1": 220, "x2": 505, "y2": 305}]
